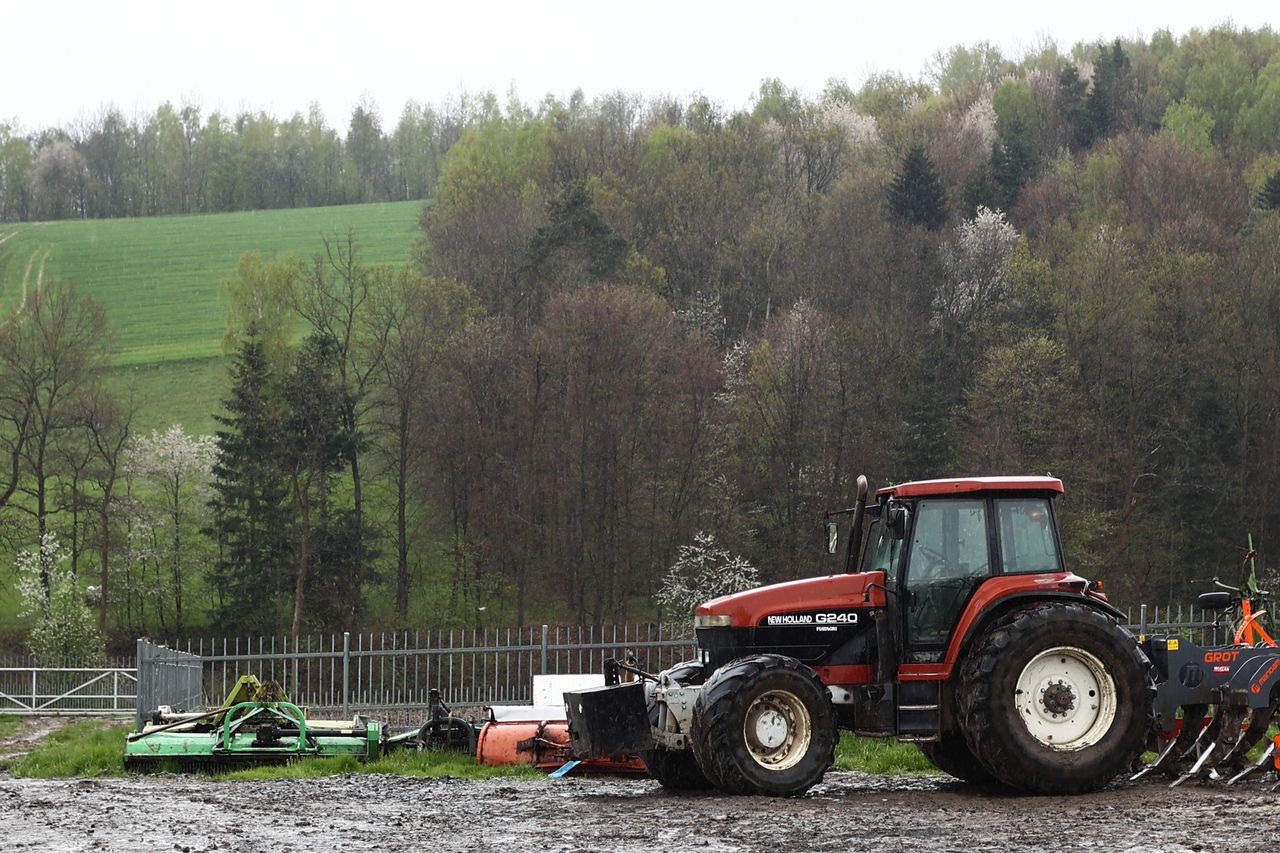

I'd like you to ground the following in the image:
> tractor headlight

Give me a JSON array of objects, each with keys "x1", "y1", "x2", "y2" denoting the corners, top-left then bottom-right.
[{"x1": 694, "y1": 614, "x2": 732, "y2": 628}]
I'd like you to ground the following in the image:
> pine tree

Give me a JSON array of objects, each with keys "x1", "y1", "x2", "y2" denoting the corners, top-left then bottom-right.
[
  {"x1": 887, "y1": 145, "x2": 949, "y2": 230},
  {"x1": 207, "y1": 329, "x2": 292, "y2": 633}
]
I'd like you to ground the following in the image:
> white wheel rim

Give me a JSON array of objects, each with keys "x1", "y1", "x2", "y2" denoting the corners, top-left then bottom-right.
[
  {"x1": 743, "y1": 689, "x2": 812, "y2": 771},
  {"x1": 1014, "y1": 646, "x2": 1117, "y2": 751}
]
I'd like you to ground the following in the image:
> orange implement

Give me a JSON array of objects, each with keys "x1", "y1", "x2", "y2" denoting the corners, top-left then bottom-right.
[{"x1": 475, "y1": 709, "x2": 646, "y2": 776}]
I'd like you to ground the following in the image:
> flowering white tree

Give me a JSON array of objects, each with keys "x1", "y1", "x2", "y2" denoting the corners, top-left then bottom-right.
[
  {"x1": 658, "y1": 532, "x2": 760, "y2": 626},
  {"x1": 932, "y1": 206, "x2": 1020, "y2": 334},
  {"x1": 17, "y1": 534, "x2": 104, "y2": 664},
  {"x1": 124, "y1": 425, "x2": 217, "y2": 632}
]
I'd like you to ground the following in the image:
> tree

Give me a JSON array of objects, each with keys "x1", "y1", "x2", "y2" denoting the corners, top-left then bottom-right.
[
  {"x1": 1082, "y1": 41, "x2": 1135, "y2": 148},
  {"x1": 932, "y1": 207, "x2": 1020, "y2": 343},
  {"x1": 81, "y1": 388, "x2": 137, "y2": 634},
  {"x1": 31, "y1": 140, "x2": 87, "y2": 220},
  {"x1": 280, "y1": 333, "x2": 356, "y2": 636},
  {"x1": 207, "y1": 330, "x2": 291, "y2": 633},
  {"x1": 16, "y1": 533, "x2": 104, "y2": 665},
  {"x1": 365, "y1": 268, "x2": 478, "y2": 621},
  {"x1": 887, "y1": 145, "x2": 948, "y2": 230},
  {"x1": 657, "y1": 532, "x2": 759, "y2": 625},
  {"x1": 0, "y1": 282, "x2": 112, "y2": 598},
  {"x1": 725, "y1": 301, "x2": 846, "y2": 579},
  {"x1": 127, "y1": 424, "x2": 215, "y2": 634},
  {"x1": 1257, "y1": 170, "x2": 1280, "y2": 212},
  {"x1": 531, "y1": 284, "x2": 721, "y2": 622},
  {"x1": 929, "y1": 43, "x2": 1007, "y2": 94},
  {"x1": 221, "y1": 251, "x2": 304, "y2": 366},
  {"x1": 347, "y1": 100, "x2": 392, "y2": 202},
  {"x1": 292, "y1": 232, "x2": 384, "y2": 595}
]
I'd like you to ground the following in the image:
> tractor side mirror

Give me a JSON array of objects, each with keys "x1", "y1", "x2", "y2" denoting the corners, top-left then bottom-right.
[
  {"x1": 825, "y1": 521, "x2": 839, "y2": 555},
  {"x1": 887, "y1": 506, "x2": 910, "y2": 540}
]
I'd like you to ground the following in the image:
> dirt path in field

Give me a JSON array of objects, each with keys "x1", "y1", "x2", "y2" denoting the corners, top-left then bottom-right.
[
  {"x1": 1, "y1": 246, "x2": 48, "y2": 326},
  {"x1": 0, "y1": 718, "x2": 82, "y2": 767},
  {"x1": 1, "y1": 770, "x2": 1277, "y2": 852}
]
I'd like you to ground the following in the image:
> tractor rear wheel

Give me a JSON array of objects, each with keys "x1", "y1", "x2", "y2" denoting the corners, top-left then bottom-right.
[
  {"x1": 642, "y1": 660, "x2": 711, "y2": 790},
  {"x1": 917, "y1": 735, "x2": 997, "y2": 785},
  {"x1": 690, "y1": 654, "x2": 836, "y2": 796},
  {"x1": 958, "y1": 602, "x2": 1153, "y2": 795}
]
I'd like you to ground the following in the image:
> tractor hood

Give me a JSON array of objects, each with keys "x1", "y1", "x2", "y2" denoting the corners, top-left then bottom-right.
[{"x1": 694, "y1": 571, "x2": 887, "y2": 628}]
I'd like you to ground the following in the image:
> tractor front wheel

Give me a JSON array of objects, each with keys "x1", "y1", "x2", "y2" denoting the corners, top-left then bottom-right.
[
  {"x1": 690, "y1": 654, "x2": 836, "y2": 796},
  {"x1": 958, "y1": 602, "x2": 1152, "y2": 795}
]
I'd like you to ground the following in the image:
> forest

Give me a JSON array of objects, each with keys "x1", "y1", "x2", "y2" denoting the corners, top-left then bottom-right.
[{"x1": 4, "y1": 24, "x2": 1280, "y2": 656}]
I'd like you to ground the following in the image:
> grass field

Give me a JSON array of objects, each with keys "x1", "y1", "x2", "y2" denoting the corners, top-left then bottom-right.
[{"x1": 0, "y1": 202, "x2": 425, "y2": 433}]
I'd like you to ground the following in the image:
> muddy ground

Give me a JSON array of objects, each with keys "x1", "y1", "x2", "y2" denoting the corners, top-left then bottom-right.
[{"x1": 1, "y1": 770, "x2": 1278, "y2": 852}]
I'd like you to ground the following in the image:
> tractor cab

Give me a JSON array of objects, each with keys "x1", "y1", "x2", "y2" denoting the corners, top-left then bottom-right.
[{"x1": 857, "y1": 476, "x2": 1070, "y2": 664}]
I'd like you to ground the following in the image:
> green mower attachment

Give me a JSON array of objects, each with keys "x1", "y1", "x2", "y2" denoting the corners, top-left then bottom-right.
[{"x1": 124, "y1": 676, "x2": 383, "y2": 772}]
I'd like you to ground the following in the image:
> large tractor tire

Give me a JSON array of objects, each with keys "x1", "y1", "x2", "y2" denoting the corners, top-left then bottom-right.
[
  {"x1": 958, "y1": 602, "x2": 1153, "y2": 795},
  {"x1": 917, "y1": 735, "x2": 997, "y2": 785},
  {"x1": 642, "y1": 660, "x2": 711, "y2": 790},
  {"x1": 690, "y1": 654, "x2": 837, "y2": 796}
]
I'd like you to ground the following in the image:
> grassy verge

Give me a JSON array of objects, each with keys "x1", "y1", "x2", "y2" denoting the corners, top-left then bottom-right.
[
  {"x1": 0, "y1": 715, "x2": 23, "y2": 738},
  {"x1": 6, "y1": 718, "x2": 538, "y2": 780},
  {"x1": 834, "y1": 732, "x2": 937, "y2": 775},
  {"x1": 8, "y1": 721, "x2": 130, "y2": 777}
]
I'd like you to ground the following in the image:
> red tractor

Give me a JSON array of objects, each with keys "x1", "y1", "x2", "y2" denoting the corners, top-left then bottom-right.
[{"x1": 566, "y1": 475, "x2": 1152, "y2": 796}]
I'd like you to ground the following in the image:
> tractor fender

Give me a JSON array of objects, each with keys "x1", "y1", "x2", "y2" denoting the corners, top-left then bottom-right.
[{"x1": 949, "y1": 590, "x2": 1129, "y2": 672}]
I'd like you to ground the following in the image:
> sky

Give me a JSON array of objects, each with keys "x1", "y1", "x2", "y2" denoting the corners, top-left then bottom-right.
[{"x1": 2, "y1": 0, "x2": 1277, "y2": 131}]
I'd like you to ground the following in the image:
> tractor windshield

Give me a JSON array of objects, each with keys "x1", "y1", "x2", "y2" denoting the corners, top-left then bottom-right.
[{"x1": 996, "y1": 498, "x2": 1061, "y2": 574}]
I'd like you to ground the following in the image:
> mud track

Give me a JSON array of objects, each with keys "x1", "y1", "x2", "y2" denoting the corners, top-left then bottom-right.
[{"x1": 1, "y1": 771, "x2": 1278, "y2": 852}]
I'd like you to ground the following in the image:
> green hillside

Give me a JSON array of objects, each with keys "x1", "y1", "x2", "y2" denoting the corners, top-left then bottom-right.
[{"x1": 0, "y1": 201, "x2": 425, "y2": 433}]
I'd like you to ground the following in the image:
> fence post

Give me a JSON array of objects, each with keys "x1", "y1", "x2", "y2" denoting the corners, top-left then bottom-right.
[
  {"x1": 342, "y1": 631, "x2": 351, "y2": 719},
  {"x1": 540, "y1": 624, "x2": 549, "y2": 675},
  {"x1": 135, "y1": 639, "x2": 146, "y2": 732},
  {"x1": 1139, "y1": 604, "x2": 1148, "y2": 638}
]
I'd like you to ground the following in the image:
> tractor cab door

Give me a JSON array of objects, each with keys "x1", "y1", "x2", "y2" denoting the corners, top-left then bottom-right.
[{"x1": 901, "y1": 498, "x2": 992, "y2": 663}]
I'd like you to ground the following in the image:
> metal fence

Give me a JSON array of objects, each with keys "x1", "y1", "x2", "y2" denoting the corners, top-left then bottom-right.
[
  {"x1": 182, "y1": 623, "x2": 695, "y2": 718},
  {"x1": 0, "y1": 606, "x2": 1255, "y2": 720},
  {"x1": 1122, "y1": 603, "x2": 1225, "y2": 646},
  {"x1": 134, "y1": 639, "x2": 202, "y2": 731},
  {"x1": 0, "y1": 665, "x2": 137, "y2": 715}
]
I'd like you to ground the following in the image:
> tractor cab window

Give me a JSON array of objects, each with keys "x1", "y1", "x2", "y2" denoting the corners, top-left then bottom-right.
[
  {"x1": 865, "y1": 520, "x2": 901, "y2": 575},
  {"x1": 904, "y1": 498, "x2": 991, "y2": 654},
  {"x1": 997, "y1": 498, "x2": 1061, "y2": 574}
]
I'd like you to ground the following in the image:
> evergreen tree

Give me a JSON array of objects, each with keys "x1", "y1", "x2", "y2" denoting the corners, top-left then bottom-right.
[
  {"x1": 991, "y1": 121, "x2": 1036, "y2": 211},
  {"x1": 280, "y1": 332, "x2": 359, "y2": 636},
  {"x1": 1259, "y1": 170, "x2": 1280, "y2": 212},
  {"x1": 1057, "y1": 65, "x2": 1091, "y2": 152},
  {"x1": 887, "y1": 145, "x2": 949, "y2": 230},
  {"x1": 1083, "y1": 41, "x2": 1133, "y2": 148},
  {"x1": 207, "y1": 329, "x2": 291, "y2": 633}
]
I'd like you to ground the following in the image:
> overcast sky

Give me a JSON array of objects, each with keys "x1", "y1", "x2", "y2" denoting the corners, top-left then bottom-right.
[{"x1": 3, "y1": 1, "x2": 1276, "y2": 131}]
